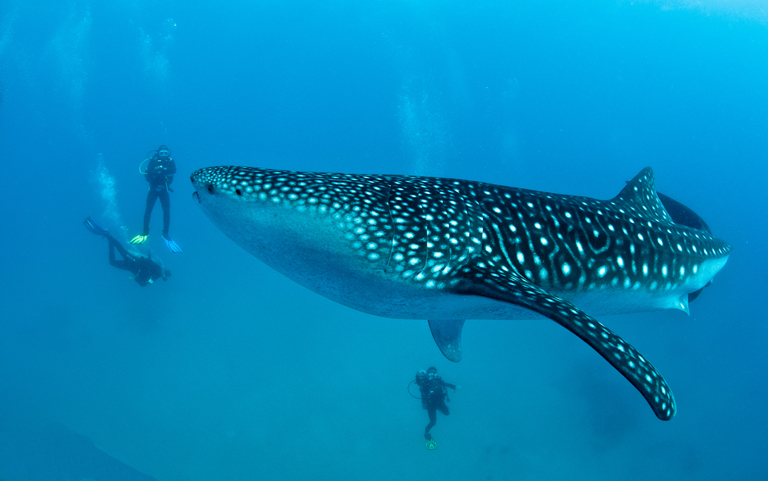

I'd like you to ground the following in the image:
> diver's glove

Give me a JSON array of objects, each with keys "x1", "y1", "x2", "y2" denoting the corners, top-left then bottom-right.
[{"x1": 130, "y1": 234, "x2": 149, "y2": 245}]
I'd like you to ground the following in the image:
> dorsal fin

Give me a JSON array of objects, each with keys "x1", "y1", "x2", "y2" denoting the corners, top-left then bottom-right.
[{"x1": 612, "y1": 167, "x2": 673, "y2": 224}]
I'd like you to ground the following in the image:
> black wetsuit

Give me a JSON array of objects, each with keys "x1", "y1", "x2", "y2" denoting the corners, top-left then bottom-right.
[
  {"x1": 416, "y1": 374, "x2": 456, "y2": 439},
  {"x1": 141, "y1": 154, "x2": 177, "y2": 238},
  {"x1": 106, "y1": 233, "x2": 164, "y2": 286}
]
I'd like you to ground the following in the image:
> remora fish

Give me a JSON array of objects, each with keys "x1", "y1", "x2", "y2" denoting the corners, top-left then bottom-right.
[{"x1": 191, "y1": 166, "x2": 731, "y2": 420}]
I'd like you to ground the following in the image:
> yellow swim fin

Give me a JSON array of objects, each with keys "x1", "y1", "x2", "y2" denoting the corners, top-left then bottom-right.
[{"x1": 130, "y1": 234, "x2": 149, "y2": 244}]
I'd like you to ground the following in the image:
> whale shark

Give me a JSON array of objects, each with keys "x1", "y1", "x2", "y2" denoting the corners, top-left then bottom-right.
[{"x1": 190, "y1": 166, "x2": 731, "y2": 420}]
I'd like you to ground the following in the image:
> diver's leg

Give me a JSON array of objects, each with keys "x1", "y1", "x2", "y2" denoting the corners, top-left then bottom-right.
[
  {"x1": 438, "y1": 400, "x2": 450, "y2": 416},
  {"x1": 159, "y1": 189, "x2": 170, "y2": 237},
  {"x1": 424, "y1": 406, "x2": 437, "y2": 439},
  {"x1": 111, "y1": 259, "x2": 135, "y2": 271},
  {"x1": 107, "y1": 234, "x2": 134, "y2": 265},
  {"x1": 108, "y1": 236, "x2": 117, "y2": 265},
  {"x1": 142, "y1": 189, "x2": 159, "y2": 235},
  {"x1": 107, "y1": 237, "x2": 136, "y2": 272},
  {"x1": 108, "y1": 236, "x2": 130, "y2": 270}
]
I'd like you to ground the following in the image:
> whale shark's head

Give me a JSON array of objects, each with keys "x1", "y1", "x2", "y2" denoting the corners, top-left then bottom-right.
[
  {"x1": 191, "y1": 165, "x2": 412, "y2": 297},
  {"x1": 190, "y1": 165, "x2": 488, "y2": 316},
  {"x1": 191, "y1": 165, "x2": 367, "y2": 262}
]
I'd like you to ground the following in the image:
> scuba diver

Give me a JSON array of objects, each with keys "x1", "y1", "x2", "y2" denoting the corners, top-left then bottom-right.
[
  {"x1": 84, "y1": 217, "x2": 171, "y2": 287},
  {"x1": 129, "y1": 145, "x2": 182, "y2": 252},
  {"x1": 414, "y1": 367, "x2": 460, "y2": 449}
]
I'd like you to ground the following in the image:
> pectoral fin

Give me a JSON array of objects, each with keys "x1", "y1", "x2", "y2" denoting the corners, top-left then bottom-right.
[
  {"x1": 465, "y1": 266, "x2": 676, "y2": 420},
  {"x1": 428, "y1": 319, "x2": 466, "y2": 362}
]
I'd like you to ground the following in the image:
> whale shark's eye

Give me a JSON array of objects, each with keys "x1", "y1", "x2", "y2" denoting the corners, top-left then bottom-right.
[
  {"x1": 235, "y1": 188, "x2": 243, "y2": 196},
  {"x1": 207, "y1": 184, "x2": 214, "y2": 194}
]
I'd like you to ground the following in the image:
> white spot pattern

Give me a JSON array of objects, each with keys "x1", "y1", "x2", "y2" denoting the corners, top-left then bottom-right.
[{"x1": 191, "y1": 165, "x2": 733, "y2": 422}]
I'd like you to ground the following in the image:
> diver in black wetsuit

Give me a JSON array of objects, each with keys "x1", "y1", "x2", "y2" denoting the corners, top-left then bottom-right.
[
  {"x1": 84, "y1": 217, "x2": 170, "y2": 286},
  {"x1": 129, "y1": 145, "x2": 182, "y2": 252},
  {"x1": 415, "y1": 367, "x2": 460, "y2": 441}
]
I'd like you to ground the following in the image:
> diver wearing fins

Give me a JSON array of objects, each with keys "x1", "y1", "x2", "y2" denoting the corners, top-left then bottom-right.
[
  {"x1": 130, "y1": 144, "x2": 182, "y2": 252},
  {"x1": 84, "y1": 217, "x2": 171, "y2": 286},
  {"x1": 414, "y1": 367, "x2": 460, "y2": 449}
]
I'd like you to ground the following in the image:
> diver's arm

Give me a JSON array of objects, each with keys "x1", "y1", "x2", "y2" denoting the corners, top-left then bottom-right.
[
  {"x1": 441, "y1": 379, "x2": 461, "y2": 391},
  {"x1": 145, "y1": 157, "x2": 161, "y2": 182},
  {"x1": 165, "y1": 159, "x2": 176, "y2": 185}
]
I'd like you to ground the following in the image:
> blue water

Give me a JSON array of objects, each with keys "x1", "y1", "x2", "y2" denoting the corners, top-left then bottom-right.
[{"x1": 1, "y1": 1, "x2": 766, "y2": 479}]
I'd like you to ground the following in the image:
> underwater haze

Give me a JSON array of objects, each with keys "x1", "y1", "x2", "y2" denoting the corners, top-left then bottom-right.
[{"x1": 0, "y1": 0, "x2": 766, "y2": 480}]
